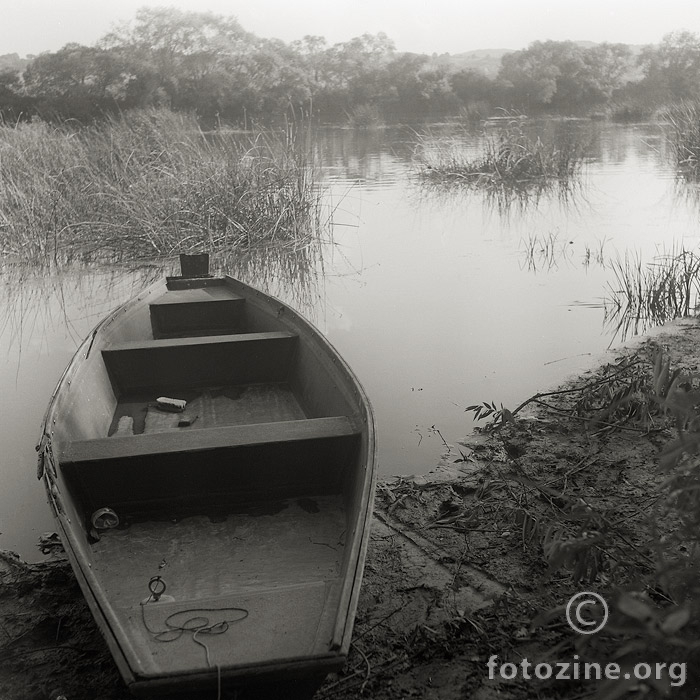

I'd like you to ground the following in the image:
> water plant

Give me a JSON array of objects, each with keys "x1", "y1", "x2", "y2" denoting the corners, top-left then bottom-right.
[
  {"x1": 0, "y1": 109, "x2": 323, "y2": 266},
  {"x1": 582, "y1": 237, "x2": 609, "y2": 269},
  {"x1": 604, "y1": 246, "x2": 700, "y2": 339},
  {"x1": 416, "y1": 116, "x2": 587, "y2": 203},
  {"x1": 519, "y1": 229, "x2": 573, "y2": 272}
]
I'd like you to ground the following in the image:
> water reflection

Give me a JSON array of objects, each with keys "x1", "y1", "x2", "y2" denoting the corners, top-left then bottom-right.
[
  {"x1": 313, "y1": 126, "x2": 414, "y2": 186},
  {"x1": 0, "y1": 261, "x2": 163, "y2": 354}
]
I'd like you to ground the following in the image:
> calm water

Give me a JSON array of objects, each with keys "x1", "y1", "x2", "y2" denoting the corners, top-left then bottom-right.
[{"x1": 3, "y1": 120, "x2": 699, "y2": 560}]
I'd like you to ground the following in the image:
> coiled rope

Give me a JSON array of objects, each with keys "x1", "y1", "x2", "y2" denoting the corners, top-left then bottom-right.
[{"x1": 139, "y1": 576, "x2": 249, "y2": 699}]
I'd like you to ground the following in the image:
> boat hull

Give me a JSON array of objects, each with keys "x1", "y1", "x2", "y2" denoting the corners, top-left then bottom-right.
[{"x1": 38, "y1": 273, "x2": 376, "y2": 697}]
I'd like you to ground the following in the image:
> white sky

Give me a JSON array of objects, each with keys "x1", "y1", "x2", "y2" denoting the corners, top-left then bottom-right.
[{"x1": 0, "y1": 1, "x2": 698, "y2": 58}]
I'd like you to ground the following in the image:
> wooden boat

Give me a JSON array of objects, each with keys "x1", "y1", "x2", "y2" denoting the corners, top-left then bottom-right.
[{"x1": 37, "y1": 256, "x2": 376, "y2": 698}]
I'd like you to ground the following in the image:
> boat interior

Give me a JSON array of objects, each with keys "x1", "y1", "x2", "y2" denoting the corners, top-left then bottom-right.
[{"x1": 48, "y1": 276, "x2": 372, "y2": 686}]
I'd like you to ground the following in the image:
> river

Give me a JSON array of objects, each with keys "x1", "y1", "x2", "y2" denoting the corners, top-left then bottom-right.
[{"x1": 2, "y1": 119, "x2": 698, "y2": 560}]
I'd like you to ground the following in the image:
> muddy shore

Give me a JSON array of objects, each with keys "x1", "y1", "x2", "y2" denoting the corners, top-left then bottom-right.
[{"x1": 3, "y1": 319, "x2": 700, "y2": 700}]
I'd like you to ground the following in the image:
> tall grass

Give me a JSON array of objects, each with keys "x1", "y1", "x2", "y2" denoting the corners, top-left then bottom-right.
[
  {"x1": 417, "y1": 118, "x2": 586, "y2": 201},
  {"x1": 604, "y1": 246, "x2": 700, "y2": 338},
  {"x1": 0, "y1": 109, "x2": 323, "y2": 266},
  {"x1": 665, "y1": 102, "x2": 700, "y2": 180}
]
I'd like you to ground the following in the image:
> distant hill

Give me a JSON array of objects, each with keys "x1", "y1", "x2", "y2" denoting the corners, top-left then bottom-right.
[
  {"x1": 444, "y1": 41, "x2": 649, "y2": 79},
  {"x1": 445, "y1": 49, "x2": 514, "y2": 76}
]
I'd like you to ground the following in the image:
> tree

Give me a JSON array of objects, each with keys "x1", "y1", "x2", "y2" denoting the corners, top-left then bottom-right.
[
  {"x1": 498, "y1": 42, "x2": 561, "y2": 109},
  {"x1": 101, "y1": 8, "x2": 258, "y2": 118},
  {"x1": 498, "y1": 40, "x2": 633, "y2": 111},
  {"x1": 451, "y1": 68, "x2": 498, "y2": 104},
  {"x1": 638, "y1": 31, "x2": 700, "y2": 102},
  {"x1": 583, "y1": 43, "x2": 632, "y2": 102},
  {"x1": 0, "y1": 68, "x2": 32, "y2": 121},
  {"x1": 22, "y1": 44, "x2": 135, "y2": 118},
  {"x1": 324, "y1": 33, "x2": 396, "y2": 107}
]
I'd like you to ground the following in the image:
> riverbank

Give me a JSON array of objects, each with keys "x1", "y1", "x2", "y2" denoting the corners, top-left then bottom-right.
[{"x1": 3, "y1": 319, "x2": 700, "y2": 699}]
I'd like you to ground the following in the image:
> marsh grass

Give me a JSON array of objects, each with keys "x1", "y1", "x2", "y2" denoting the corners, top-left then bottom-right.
[
  {"x1": 0, "y1": 109, "x2": 323, "y2": 266},
  {"x1": 604, "y1": 246, "x2": 700, "y2": 338},
  {"x1": 417, "y1": 117, "x2": 586, "y2": 204},
  {"x1": 665, "y1": 102, "x2": 700, "y2": 181},
  {"x1": 582, "y1": 237, "x2": 609, "y2": 269},
  {"x1": 520, "y1": 230, "x2": 571, "y2": 272},
  {"x1": 520, "y1": 231, "x2": 609, "y2": 273}
]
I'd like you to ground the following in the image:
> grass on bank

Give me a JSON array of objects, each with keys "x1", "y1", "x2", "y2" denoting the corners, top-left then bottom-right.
[{"x1": 0, "y1": 109, "x2": 323, "y2": 266}]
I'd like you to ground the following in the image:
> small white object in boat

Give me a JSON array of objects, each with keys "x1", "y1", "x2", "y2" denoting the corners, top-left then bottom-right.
[{"x1": 156, "y1": 397, "x2": 187, "y2": 412}]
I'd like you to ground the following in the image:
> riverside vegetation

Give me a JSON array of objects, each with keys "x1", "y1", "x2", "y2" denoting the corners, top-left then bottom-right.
[
  {"x1": 0, "y1": 109, "x2": 322, "y2": 267},
  {"x1": 459, "y1": 333, "x2": 700, "y2": 698}
]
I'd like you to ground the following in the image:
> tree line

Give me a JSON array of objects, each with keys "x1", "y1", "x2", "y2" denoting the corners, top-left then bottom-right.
[{"x1": 1, "y1": 8, "x2": 700, "y2": 124}]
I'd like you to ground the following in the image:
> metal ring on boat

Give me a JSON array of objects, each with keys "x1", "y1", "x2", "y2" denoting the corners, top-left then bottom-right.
[
  {"x1": 91, "y1": 507, "x2": 119, "y2": 530},
  {"x1": 148, "y1": 576, "x2": 167, "y2": 601}
]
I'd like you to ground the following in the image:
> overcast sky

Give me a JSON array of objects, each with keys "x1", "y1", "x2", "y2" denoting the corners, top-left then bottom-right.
[{"x1": 1, "y1": 1, "x2": 697, "y2": 58}]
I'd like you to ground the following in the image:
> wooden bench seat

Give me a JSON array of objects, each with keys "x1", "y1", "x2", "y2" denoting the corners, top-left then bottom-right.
[
  {"x1": 61, "y1": 416, "x2": 358, "y2": 464},
  {"x1": 149, "y1": 287, "x2": 246, "y2": 337},
  {"x1": 105, "y1": 330, "x2": 293, "y2": 353},
  {"x1": 60, "y1": 417, "x2": 362, "y2": 516},
  {"x1": 102, "y1": 331, "x2": 298, "y2": 392}
]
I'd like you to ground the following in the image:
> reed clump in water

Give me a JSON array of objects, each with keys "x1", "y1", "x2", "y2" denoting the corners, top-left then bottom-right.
[
  {"x1": 417, "y1": 118, "x2": 586, "y2": 202},
  {"x1": 0, "y1": 109, "x2": 322, "y2": 265},
  {"x1": 604, "y1": 246, "x2": 700, "y2": 338}
]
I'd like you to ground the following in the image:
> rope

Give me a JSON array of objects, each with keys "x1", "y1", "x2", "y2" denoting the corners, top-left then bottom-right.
[{"x1": 139, "y1": 576, "x2": 249, "y2": 700}]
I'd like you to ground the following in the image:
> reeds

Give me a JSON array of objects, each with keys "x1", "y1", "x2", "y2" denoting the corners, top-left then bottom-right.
[
  {"x1": 604, "y1": 246, "x2": 700, "y2": 338},
  {"x1": 0, "y1": 109, "x2": 323, "y2": 266},
  {"x1": 417, "y1": 118, "x2": 586, "y2": 203},
  {"x1": 520, "y1": 231, "x2": 608, "y2": 273},
  {"x1": 665, "y1": 102, "x2": 700, "y2": 180},
  {"x1": 520, "y1": 230, "x2": 571, "y2": 272}
]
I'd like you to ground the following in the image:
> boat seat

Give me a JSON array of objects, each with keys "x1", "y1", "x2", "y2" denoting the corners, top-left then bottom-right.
[
  {"x1": 102, "y1": 331, "x2": 298, "y2": 392},
  {"x1": 61, "y1": 416, "x2": 358, "y2": 463},
  {"x1": 59, "y1": 417, "x2": 362, "y2": 515},
  {"x1": 149, "y1": 287, "x2": 246, "y2": 338}
]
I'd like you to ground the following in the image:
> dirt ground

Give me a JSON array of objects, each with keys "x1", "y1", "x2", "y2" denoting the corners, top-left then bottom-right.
[{"x1": 4, "y1": 320, "x2": 700, "y2": 700}]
